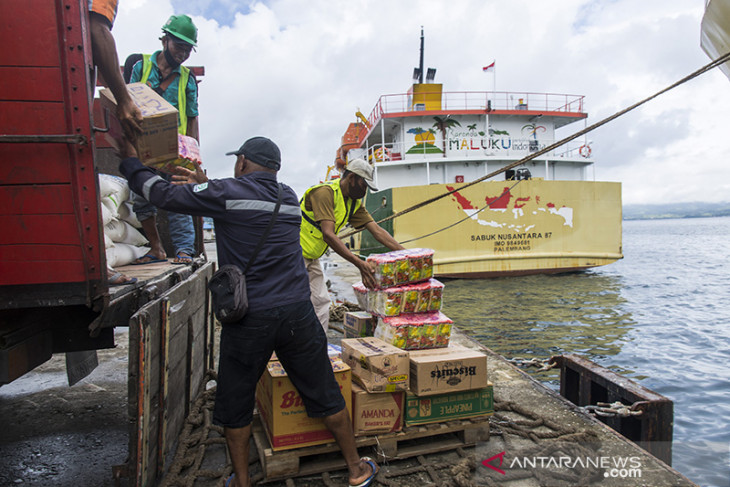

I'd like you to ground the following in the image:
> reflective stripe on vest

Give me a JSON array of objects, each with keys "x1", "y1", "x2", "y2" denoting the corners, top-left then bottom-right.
[
  {"x1": 140, "y1": 54, "x2": 189, "y2": 135},
  {"x1": 299, "y1": 179, "x2": 359, "y2": 260}
]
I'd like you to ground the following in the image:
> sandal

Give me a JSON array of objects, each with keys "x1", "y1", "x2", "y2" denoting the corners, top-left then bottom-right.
[{"x1": 349, "y1": 457, "x2": 378, "y2": 487}]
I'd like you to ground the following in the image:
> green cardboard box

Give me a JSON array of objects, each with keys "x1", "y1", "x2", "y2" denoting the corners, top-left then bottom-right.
[{"x1": 405, "y1": 383, "x2": 493, "y2": 426}]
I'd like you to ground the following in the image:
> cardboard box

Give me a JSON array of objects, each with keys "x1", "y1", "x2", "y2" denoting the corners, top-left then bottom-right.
[
  {"x1": 375, "y1": 311, "x2": 452, "y2": 350},
  {"x1": 344, "y1": 311, "x2": 375, "y2": 338},
  {"x1": 352, "y1": 383, "x2": 404, "y2": 436},
  {"x1": 405, "y1": 383, "x2": 493, "y2": 426},
  {"x1": 409, "y1": 344, "x2": 487, "y2": 396},
  {"x1": 146, "y1": 134, "x2": 202, "y2": 174},
  {"x1": 256, "y1": 357, "x2": 352, "y2": 451},
  {"x1": 100, "y1": 82, "x2": 179, "y2": 165},
  {"x1": 341, "y1": 337, "x2": 409, "y2": 393}
]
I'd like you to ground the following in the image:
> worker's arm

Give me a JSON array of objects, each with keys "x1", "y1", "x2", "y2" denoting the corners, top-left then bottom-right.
[
  {"x1": 363, "y1": 221, "x2": 405, "y2": 252},
  {"x1": 320, "y1": 220, "x2": 378, "y2": 289},
  {"x1": 187, "y1": 116, "x2": 199, "y2": 141},
  {"x1": 119, "y1": 156, "x2": 224, "y2": 218},
  {"x1": 89, "y1": 14, "x2": 141, "y2": 138}
]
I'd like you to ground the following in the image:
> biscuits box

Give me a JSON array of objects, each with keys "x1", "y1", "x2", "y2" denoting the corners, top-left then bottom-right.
[
  {"x1": 405, "y1": 383, "x2": 493, "y2": 426},
  {"x1": 100, "y1": 82, "x2": 179, "y2": 165},
  {"x1": 256, "y1": 357, "x2": 352, "y2": 451},
  {"x1": 352, "y1": 383, "x2": 404, "y2": 436},
  {"x1": 341, "y1": 337, "x2": 409, "y2": 392},
  {"x1": 344, "y1": 311, "x2": 375, "y2": 338},
  {"x1": 409, "y1": 344, "x2": 487, "y2": 396}
]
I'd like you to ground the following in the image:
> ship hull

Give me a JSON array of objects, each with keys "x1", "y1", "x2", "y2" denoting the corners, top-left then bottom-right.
[{"x1": 357, "y1": 179, "x2": 622, "y2": 278}]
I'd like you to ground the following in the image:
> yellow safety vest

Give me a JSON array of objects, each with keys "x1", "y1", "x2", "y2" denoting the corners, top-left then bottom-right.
[
  {"x1": 300, "y1": 179, "x2": 361, "y2": 260},
  {"x1": 140, "y1": 54, "x2": 190, "y2": 135}
]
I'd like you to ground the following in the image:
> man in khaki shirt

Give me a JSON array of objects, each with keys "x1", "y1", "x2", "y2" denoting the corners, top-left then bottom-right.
[{"x1": 300, "y1": 159, "x2": 403, "y2": 330}]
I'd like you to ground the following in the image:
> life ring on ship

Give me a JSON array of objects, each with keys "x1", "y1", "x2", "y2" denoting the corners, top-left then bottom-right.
[
  {"x1": 579, "y1": 144, "x2": 592, "y2": 158},
  {"x1": 370, "y1": 147, "x2": 391, "y2": 162}
]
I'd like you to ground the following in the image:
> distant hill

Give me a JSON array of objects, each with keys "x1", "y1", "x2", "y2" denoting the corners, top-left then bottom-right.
[{"x1": 623, "y1": 202, "x2": 730, "y2": 220}]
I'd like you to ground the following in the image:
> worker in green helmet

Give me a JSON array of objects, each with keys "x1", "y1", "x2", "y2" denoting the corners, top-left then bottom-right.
[{"x1": 126, "y1": 14, "x2": 200, "y2": 265}]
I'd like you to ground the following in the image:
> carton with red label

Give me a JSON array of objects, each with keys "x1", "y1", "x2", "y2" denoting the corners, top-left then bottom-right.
[
  {"x1": 352, "y1": 383, "x2": 404, "y2": 436},
  {"x1": 256, "y1": 357, "x2": 352, "y2": 451}
]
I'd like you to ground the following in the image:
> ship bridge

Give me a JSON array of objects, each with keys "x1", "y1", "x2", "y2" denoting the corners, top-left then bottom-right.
[{"x1": 339, "y1": 85, "x2": 594, "y2": 189}]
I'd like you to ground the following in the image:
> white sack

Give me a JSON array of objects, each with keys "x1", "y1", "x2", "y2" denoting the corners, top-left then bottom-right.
[
  {"x1": 119, "y1": 201, "x2": 143, "y2": 228},
  {"x1": 98, "y1": 173, "x2": 130, "y2": 202},
  {"x1": 105, "y1": 219, "x2": 148, "y2": 246},
  {"x1": 100, "y1": 201, "x2": 114, "y2": 226},
  {"x1": 106, "y1": 243, "x2": 150, "y2": 267}
]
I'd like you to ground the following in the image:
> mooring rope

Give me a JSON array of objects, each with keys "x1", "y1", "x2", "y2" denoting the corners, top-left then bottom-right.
[{"x1": 340, "y1": 51, "x2": 730, "y2": 241}]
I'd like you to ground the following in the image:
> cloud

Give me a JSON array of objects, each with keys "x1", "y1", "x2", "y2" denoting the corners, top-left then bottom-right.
[{"x1": 111, "y1": 0, "x2": 730, "y2": 204}]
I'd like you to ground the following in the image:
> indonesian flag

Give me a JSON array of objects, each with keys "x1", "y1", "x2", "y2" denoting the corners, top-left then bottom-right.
[{"x1": 483, "y1": 61, "x2": 495, "y2": 72}]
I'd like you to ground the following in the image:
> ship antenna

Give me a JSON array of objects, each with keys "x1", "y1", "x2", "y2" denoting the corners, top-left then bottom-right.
[{"x1": 418, "y1": 27, "x2": 424, "y2": 84}]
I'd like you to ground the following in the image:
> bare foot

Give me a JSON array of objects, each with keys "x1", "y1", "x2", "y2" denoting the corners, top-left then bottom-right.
[
  {"x1": 348, "y1": 457, "x2": 378, "y2": 486},
  {"x1": 108, "y1": 271, "x2": 137, "y2": 286},
  {"x1": 172, "y1": 252, "x2": 193, "y2": 265}
]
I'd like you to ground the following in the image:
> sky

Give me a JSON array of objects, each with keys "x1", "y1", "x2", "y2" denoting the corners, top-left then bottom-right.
[{"x1": 111, "y1": 0, "x2": 730, "y2": 205}]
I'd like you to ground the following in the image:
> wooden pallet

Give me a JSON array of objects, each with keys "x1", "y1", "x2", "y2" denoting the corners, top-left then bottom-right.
[{"x1": 251, "y1": 415, "x2": 491, "y2": 482}]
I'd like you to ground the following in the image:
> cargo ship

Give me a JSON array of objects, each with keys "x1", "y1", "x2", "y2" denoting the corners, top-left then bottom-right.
[{"x1": 333, "y1": 33, "x2": 623, "y2": 278}]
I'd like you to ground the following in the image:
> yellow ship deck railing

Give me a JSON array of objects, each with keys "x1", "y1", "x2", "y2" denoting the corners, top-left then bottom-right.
[{"x1": 366, "y1": 90, "x2": 586, "y2": 128}]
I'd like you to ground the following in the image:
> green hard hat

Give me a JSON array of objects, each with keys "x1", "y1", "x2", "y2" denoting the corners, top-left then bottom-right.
[{"x1": 162, "y1": 14, "x2": 197, "y2": 47}]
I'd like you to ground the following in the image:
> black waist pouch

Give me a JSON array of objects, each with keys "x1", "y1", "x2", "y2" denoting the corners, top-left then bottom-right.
[{"x1": 209, "y1": 265, "x2": 247, "y2": 324}]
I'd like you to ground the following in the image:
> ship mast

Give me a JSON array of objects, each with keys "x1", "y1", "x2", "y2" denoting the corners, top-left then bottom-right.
[
  {"x1": 418, "y1": 27, "x2": 424, "y2": 84},
  {"x1": 413, "y1": 28, "x2": 436, "y2": 84}
]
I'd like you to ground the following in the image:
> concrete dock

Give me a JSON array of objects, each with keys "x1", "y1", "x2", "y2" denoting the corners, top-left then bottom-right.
[{"x1": 161, "y1": 253, "x2": 696, "y2": 487}]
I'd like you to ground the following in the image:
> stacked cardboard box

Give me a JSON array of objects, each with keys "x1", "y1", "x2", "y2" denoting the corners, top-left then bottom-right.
[
  {"x1": 343, "y1": 311, "x2": 375, "y2": 338},
  {"x1": 341, "y1": 337, "x2": 409, "y2": 436},
  {"x1": 353, "y1": 249, "x2": 453, "y2": 350},
  {"x1": 256, "y1": 356, "x2": 352, "y2": 451},
  {"x1": 99, "y1": 83, "x2": 202, "y2": 173},
  {"x1": 405, "y1": 383, "x2": 493, "y2": 425},
  {"x1": 406, "y1": 343, "x2": 492, "y2": 426}
]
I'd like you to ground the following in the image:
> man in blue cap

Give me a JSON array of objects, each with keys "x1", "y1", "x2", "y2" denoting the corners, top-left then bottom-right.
[{"x1": 119, "y1": 136, "x2": 379, "y2": 487}]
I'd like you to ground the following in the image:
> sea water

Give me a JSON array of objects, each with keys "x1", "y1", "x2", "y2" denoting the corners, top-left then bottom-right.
[{"x1": 444, "y1": 216, "x2": 730, "y2": 487}]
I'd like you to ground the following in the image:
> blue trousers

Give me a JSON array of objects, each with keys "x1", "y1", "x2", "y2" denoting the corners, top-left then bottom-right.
[{"x1": 131, "y1": 172, "x2": 194, "y2": 256}]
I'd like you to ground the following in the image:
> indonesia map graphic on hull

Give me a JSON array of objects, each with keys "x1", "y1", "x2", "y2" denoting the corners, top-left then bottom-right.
[{"x1": 445, "y1": 186, "x2": 574, "y2": 232}]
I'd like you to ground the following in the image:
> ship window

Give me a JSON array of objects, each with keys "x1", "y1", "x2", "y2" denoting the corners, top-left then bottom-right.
[{"x1": 414, "y1": 103, "x2": 425, "y2": 111}]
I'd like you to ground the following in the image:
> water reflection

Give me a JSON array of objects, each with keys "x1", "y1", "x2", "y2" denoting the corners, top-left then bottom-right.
[{"x1": 443, "y1": 271, "x2": 635, "y2": 381}]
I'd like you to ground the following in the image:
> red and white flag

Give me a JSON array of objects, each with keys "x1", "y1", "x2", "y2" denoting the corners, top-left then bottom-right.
[{"x1": 483, "y1": 61, "x2": 495, "y2": 72}]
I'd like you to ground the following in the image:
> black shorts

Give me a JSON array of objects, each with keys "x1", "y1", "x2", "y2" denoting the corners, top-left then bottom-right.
[{"x1": 213, "y1": 300, "x2": 346, "y2": 429}]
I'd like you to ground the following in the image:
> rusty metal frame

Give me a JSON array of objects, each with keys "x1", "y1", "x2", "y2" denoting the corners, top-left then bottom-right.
[{"x1": 554, "y1": 353, "x2": 673, "y2": 466}]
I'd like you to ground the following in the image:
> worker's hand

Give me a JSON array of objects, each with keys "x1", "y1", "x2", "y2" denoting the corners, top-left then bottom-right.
[
  {"x1": 120, "y1": 137, "x2": 138, "y2": 159},
  {"x1": 171, "y1": 165, "x2": 208, "y2": 185},
  {"x1": 358, "y1": 260, "x2": 378, "y2": 289},
  {"x1": 117, "y1": 99, "x2": 143, "y2": 141}
]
